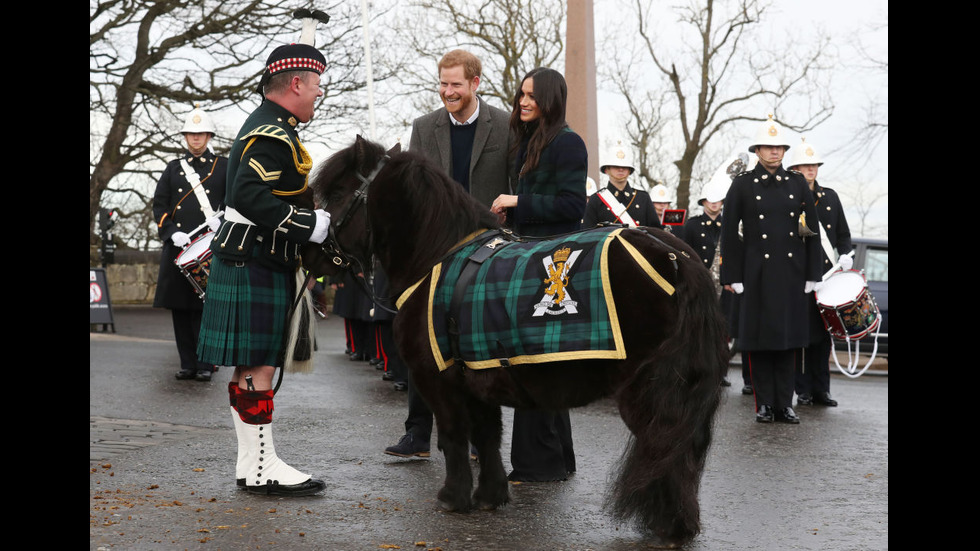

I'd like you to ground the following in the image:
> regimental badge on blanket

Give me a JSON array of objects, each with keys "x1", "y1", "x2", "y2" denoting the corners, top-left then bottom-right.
[{"x1": 533, "y1": 246, "x2": 582, "y2": 317}]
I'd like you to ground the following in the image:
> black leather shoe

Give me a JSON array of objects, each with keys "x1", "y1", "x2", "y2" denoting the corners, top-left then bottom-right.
[
  {"x1": 796, "y1": 393, "x2": 813, "y2": 406},
  {"x1": 195, "y1": 371, "x2": 212, "y2": 382},
  {"x1": 775, "y1": 407, "x2": 800, "y2": 424},
  {"x1": 813, "y1": 391, "x2": 838, "y2": 407},
  {"x1": 175, "y1": 369, "x2": 196, "y2": 380},
  {"x1": 721, "y1": 378, "x2": 732, "y2": 387},
  {"x1": 381, "y1": 371, "x2": 394, "y2": 381},
  {"x1": 370, "y1": 357, "x2": 384, "y2": 369},
  {"x1": 756, "y1": 405, "x2": 774, "y2": 423},
  {"x1": 349, "y1": 352, "x2": 365, "y2": 361},
  {"x1": 246, "y1": 477, "x2": 326, "y2": 496},
  {"x1": 392, "y1": 381, "x2": 407, "y2": 392},
  {"x1": 384, "y1": 433, "x2": 430, "y2": 457},
  {"x1": 741, "y1": 385, "x2": 754, "y2": 395}
]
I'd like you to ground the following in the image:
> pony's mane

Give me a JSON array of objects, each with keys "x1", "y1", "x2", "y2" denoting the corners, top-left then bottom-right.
[{"x1": 382, "y1": 149, "x2": 500, "y2": 239}]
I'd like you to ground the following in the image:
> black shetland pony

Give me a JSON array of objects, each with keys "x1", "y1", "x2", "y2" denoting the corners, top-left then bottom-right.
[{"x1": 307, "y1": 136, "x2": 728, "y2": 548}]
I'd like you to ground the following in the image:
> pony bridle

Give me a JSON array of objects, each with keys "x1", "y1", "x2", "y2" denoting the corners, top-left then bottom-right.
[
  {"x1": 320, "y1": 154, "x2": 389, "y2": 270},
  {"x1": 316, "y1": 153, "x2": 399, "y2": 315}
]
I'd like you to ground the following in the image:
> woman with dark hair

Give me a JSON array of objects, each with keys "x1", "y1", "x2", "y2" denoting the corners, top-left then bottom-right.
[
  {"x1": 491, "y1": 67, "x2": 587, "y2": 482},
  {"x1": 491, "y1": 67, "x2": 588, "y2": 236}
]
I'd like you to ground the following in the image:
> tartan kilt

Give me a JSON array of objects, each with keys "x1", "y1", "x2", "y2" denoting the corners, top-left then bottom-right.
[{"x1": 197, "y1": 259, "x2": 297, "y2": 367}]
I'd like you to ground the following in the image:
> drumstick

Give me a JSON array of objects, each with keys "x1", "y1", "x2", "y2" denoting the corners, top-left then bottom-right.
[
  {"x1": 186, "y1": 209, "x2": 225, "y2": 240},
  {"x1": 821, "y1": 250, "x2": 855, "y2": 281}
]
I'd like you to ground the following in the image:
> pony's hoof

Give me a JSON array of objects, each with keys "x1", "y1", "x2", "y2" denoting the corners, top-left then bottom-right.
[
  {"x1": 647, "y1": 536, "x2": 685, "y2": 549},
  {"x1": 472, "y1": 486, "x2": 510, "y2": 510},
  {"x1": 436, "y1": 488, "x2": 472, "y2": 512}
]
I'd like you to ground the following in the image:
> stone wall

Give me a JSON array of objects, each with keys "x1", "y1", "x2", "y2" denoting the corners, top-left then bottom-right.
[{"x1": 105, "y1": 263, "x2": 159, "y2": 304}]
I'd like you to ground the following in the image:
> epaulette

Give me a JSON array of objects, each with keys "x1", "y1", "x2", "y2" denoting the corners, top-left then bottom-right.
[
  {"x1": 238, "y1": 123, "x2": 313, "y2": 176},
  {"x1": 239, "y1": 124, "x2": 291, "y2": 145}
]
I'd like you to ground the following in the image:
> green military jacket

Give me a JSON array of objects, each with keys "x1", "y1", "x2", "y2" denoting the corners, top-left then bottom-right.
[{"x1": 210, "y1": 100, "x2": 318, "y2": 271}]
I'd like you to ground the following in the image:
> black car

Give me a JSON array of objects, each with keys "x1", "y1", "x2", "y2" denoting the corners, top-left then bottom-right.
[{"x1": 829, "y1": 237, "x2": 888, "y2": 356}]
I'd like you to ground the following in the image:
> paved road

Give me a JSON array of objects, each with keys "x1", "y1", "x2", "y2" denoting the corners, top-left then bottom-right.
[{"x1": 90, "y1": 305, "x2": 887, "y2": 550}]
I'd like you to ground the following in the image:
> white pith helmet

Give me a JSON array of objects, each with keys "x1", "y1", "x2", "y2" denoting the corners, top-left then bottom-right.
[
  {"x1": 600, "y1": 140, "x2": 636, "y2": 174},
  {"x1": 180, "y1": 103, "x2": 217, "y2": 135},
  {"x1": 698, "y1": 173, "x2": 730, "y2": 205},
  {"x1": 748, "y1": 114, "x2": 792, "y2": 153},
  {"x1": 786, "y1": 137, "x2": 824, "y2": 169},
  {"x1": 650, "y1": 184, "x2": 674, "y2": 203}
]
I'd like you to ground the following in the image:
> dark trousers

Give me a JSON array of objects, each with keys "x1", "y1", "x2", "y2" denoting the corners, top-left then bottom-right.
[
  {"x1": 509, "y1": 408, "x2": 575, "y2": 481},
  {"x1": 171, "y1": 308, "x2": 211, "y2": 372},
  {"x1": 404, "y1": 370, "x2": 434, "y2": 443},
  {"x1": 344, "y1": 318, "x2": 371, "y2": 357},
  {"x1": 745, "y1": 349, "x2": 796, "y2": 410},
  {"x1": 795, "y1": 338, "x2": 832, "y2": 396},
  {"x1": 375, "y1": 322, "x2": 407, "y2": 383}
]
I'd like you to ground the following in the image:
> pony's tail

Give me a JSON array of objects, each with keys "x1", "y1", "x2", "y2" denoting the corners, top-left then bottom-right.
[{"x1": 607, "y1": 253, "x2": 727, "y2": 545}]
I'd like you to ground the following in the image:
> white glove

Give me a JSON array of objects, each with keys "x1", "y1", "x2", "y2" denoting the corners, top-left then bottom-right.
[
  {"x1": 813, "y1": 281, "x2": 825, "y2": 293},
  {"x1": 804, "y1": 281, "x2": 818, "y2": 293},
  {"x1": 731, "y1": 282, "x2": 744, "y2": 294},
  {"x1": 171, "y1": 231, "x2": 191, "y2": 247},
  {"x1": 206, "y1": 216, "x2": 222, "y2": 232},
  {"x1": 839, "y1": 254, "x2": 853, "y2": 271},
  {"x1": 309, "y1": 209, "x2": 332, "y2": 244}
]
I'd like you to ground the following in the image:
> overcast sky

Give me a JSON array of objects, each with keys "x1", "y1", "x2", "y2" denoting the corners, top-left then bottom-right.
[{"x1": 595, "y1": 0, "x2": 886, "y2": 236}]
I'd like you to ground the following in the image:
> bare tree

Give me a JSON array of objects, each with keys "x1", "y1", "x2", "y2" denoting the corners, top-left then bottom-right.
[
  {"x1": 600, "y1": 0, "x2": 836, "y2": 209},
  {"x1": 831, "y1": 16, "x2": 887, "y2": 172},
  {"x1": 90, "y1": 0, "x2": 395, "y2": 248},
  {"x1": 390, "y1": 0, "x2": 566, "y2": 120}
]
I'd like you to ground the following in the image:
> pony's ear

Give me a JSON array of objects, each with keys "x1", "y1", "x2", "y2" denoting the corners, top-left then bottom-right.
[
  {"x1": 354, "y1": 134, "x2": 368, "y2": 162},
  {"x1": 387, "y1": 142, "x2": 401, "y2": 155}
]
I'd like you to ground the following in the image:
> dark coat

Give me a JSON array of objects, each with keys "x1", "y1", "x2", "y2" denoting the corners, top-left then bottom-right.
[
  {"x1": 408, "y1": 97, "x2": 515, "y2": 209},
  {"x1": 331, "y1": 272, "x2": 374, "y2": 322},
  {"x1": 719, "y1": 163, "x2": 823, "y2": 351},
  {"x1": 582, "y1": 182, "x2": 663, "y2": 229},
  {"x1": 510, "y1": 127, "x2": 588, "y2": 237},
  {"x1": 152, "y1": 149, "x2": 227, "y2": 310}
]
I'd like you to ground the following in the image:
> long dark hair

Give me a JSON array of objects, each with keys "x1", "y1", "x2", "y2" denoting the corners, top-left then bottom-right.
[{"x1": 509, "y1": 67, "x2": 568, "y2": 176}]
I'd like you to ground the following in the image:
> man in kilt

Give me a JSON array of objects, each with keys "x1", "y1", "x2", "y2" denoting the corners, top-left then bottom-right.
[{"x1": 196, "y1": 39, "x2": 332, "y2": 496}]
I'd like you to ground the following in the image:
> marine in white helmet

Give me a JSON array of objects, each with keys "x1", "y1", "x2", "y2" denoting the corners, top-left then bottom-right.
[
  {"x1": 718, "y1": 114, "x2": 824, "y2": 425},
  {"x1": 151, "y1": 103, "x2": 228, "y2": 383},
  {"x1": 582, "y1": 140, "x2": 662, "y2": 228},
  {"x1": 649, "y1": 183, "x2": 677, "y2": 231},
  {"x1": 786, "y1": 137, "x2": 853, "y2": 408}
]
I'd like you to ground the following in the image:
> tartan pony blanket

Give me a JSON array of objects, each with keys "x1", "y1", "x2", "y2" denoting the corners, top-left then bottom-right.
[{"x1": 395, "y1": 226, "x2": 675, "y2": 371}]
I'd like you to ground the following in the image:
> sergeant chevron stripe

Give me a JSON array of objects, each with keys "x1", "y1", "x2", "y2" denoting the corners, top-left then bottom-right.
[{"x1": 248, "y1": 158, "x2": 281, "y2": 181}]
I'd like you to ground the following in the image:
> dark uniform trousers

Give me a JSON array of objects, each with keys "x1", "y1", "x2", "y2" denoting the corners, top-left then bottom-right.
[{"x1": 745, "y1": 350, "x2": 797, "y2": 409}]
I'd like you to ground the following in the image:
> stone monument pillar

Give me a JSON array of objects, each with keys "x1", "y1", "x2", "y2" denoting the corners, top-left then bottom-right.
[{"x1": 565, "y1": 0, "x2": 599, "y2": 184}]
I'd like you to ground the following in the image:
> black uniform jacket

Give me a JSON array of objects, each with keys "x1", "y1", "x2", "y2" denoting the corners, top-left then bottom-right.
[
  {"x1": 210, "y1": 100, "x2": 320, "y2": 271},
  {"x1": 811, "y1": 181, "x2": 853, "y2": 272},
  {"x1": 681, "y1": 212, "x2": 722, "y2": 267},
  {"x1": 719, "y1": 163, "x2": 823, "y2": 351},
  {"x1": 582, "y1": 182, "x2": 663, "y2": 229},
  {"x1": 152, "y1": 148, "x2": 227, "y2": 310}
]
